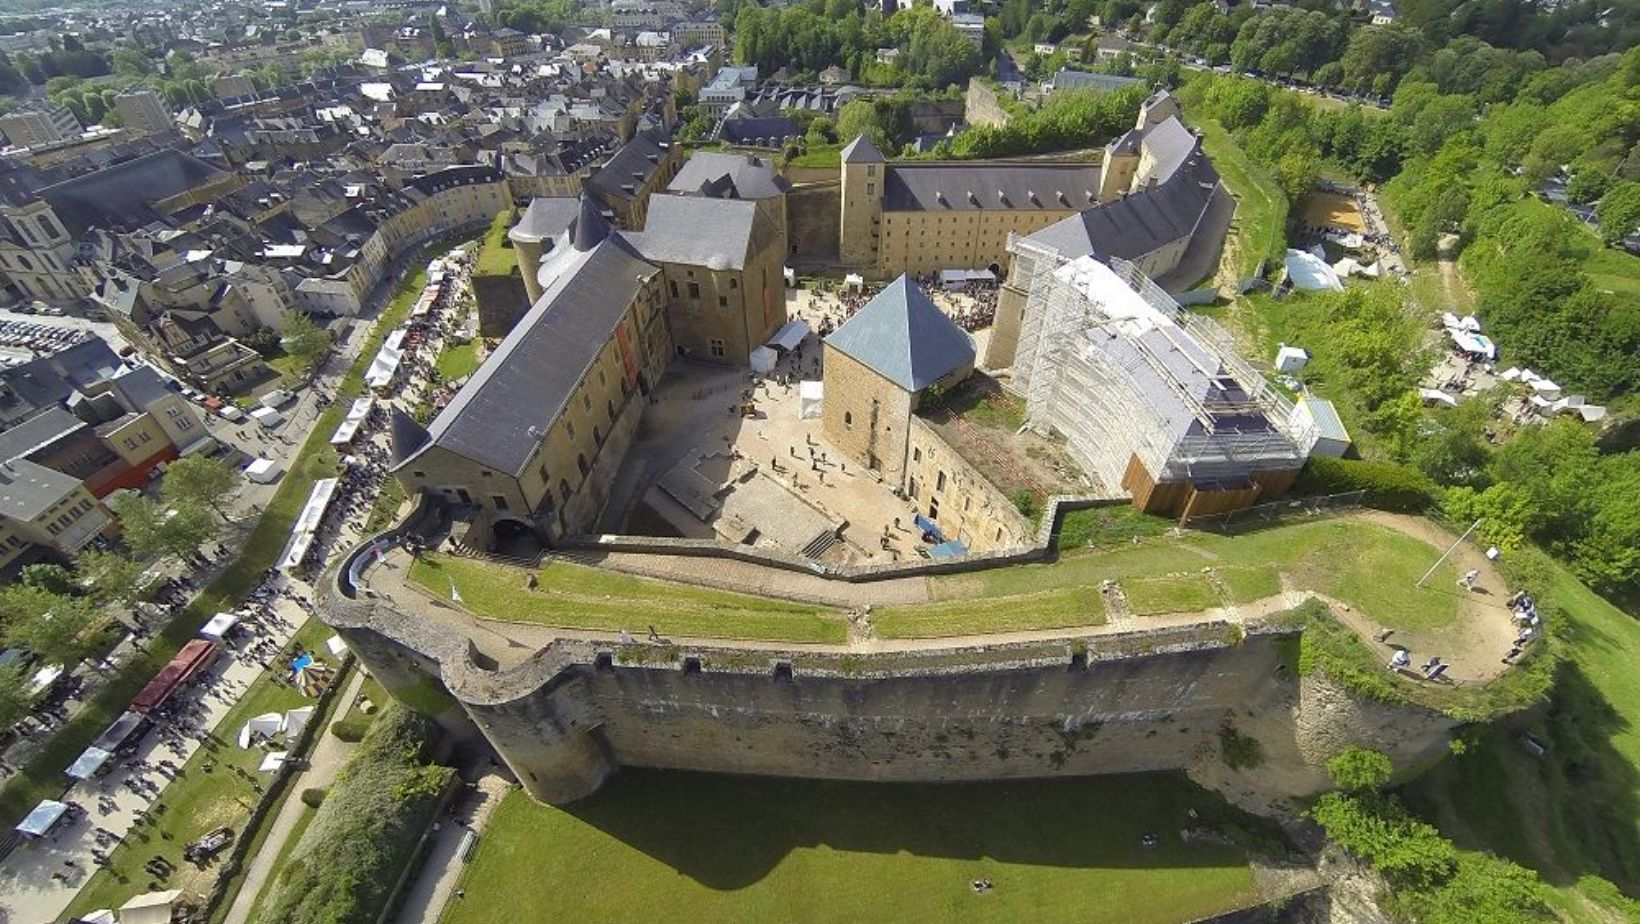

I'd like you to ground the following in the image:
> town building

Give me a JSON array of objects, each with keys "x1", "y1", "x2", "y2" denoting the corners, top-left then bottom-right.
[
  {"x1": 0, "y1": 101, "x2": 82, "y2": 150},
  {"x1": 113, "y1": 89, "x2": 173, "y2": 137}
]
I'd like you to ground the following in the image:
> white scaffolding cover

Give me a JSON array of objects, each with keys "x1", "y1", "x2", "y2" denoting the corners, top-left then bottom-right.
[{"x1": 276, "y1": 478, "x2": 340, "y2": 570}]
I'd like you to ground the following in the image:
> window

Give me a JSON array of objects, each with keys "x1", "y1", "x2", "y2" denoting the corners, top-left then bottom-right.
[
  {"x1": 936, "y1": 471, "x2": 946, "y2": 492},
  {"x1": 866, "y1": 165, "x2": 876, "y2": 177},
  {"x1": 598, "y1": 369, "x2": 606, "y2": 386},
  {"x1": 593, "y1": 425, "x2": 604, "y2": 446},
  {"x1": 912, "y1": 447, "x2": 921, "y2": 462},
  {"x1": 907, "y1": 478, "x2": 918, "y2": 499},
  {"x1": 412, "y1": 470, "x2": 426, "y2": 478},
  {"x1": 717, "y1": 295, "x2": 727, "y2": 308},
  {"x1": 492, "y1": 495, "x2": 509, "y2": 511},
  {"x1": 559, "y1": 479, "x2": 572, "y2": 503},
  {"x1": 843, "y1": 411, "x2": 852, "y2": 427},
  {"x1": 928, "y1": 498, "x2": 940, "y2": 519},
  {"x1": 729, "y1": 278, "x2": 738, "y2": 289},
  {"x1": 688, "y1": 282, "x2": 700, "y2": 299},
  {"x1": 709, "y1": 338, "x2": 725, "y2": 358},
  {"x1": 865, "y1": 183, "x2": 874, "y2": 196},
  {"x1": 581, "y1": 393, "x2": 591, "y2": 411},
  {"x1": 565, "y1": 420, "x2": 575, "y2": 439}
]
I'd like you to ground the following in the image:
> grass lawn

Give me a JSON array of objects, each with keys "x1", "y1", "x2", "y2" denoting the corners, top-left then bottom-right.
[
  {"x1": 0, "y1": 233, "x2": 473, "y2": 832},
  {"x1": 442, "y1": 770, "x2": 1269, "y2": 924},
  {"x1": 1404, "y1": 548, "x2": 1640, "y2": 912},
  {"x1": 472, "y1": 208, "x2": 519, "y2": 280},
  {"x1": 63, "y1": 619, "x2": 348, "y2": 919},
  {"x1": 1217, "y1": 567, "x2": 1283, "y2": 604},
  {"x1": 874, "y1": 587, "x2": 1105, "y2": 639},
  {"x1": 789, "y1": 144, "x2": 841, "y2": 168},
  {"x1": 929, "y1": 518, "x2": 1458, "y2": 635},
  {"x1": 1189, "y1": 117, "x2": 1287, "y2": 277},
  {"x1": 408, "y1": 555, "x2": 848, "y2": 644},
  {"x1": 435, "y1": 341, "x2": 480, "y2": 381},
  {"x1": 1121, "y1": 574, "x2": 1221, "y2": 616}
]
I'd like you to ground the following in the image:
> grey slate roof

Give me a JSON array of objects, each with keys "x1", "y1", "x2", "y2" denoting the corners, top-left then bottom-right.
[
  {"x1": 667, "y1": 152, "x2": 789, "y2": 200},
  {"x1": 584, "y1": 127, "x2": 672, "y2": 206},
  {"x1": 0, "y1": 340, "x2": 123, "y2": 428},
  {"x1": 623, "y1": 194, "x2": 756, "y2": 270},
  {"x1": 0, "y1": 458, "x2": 82, "y2": 521},
  {"x1": 824, "y1": 275, "x2": 974, "y2": 391},
  {"x1": 840, "y1": 134, "x2": 884, "y2": 163},
  {"x1": 1133, "y1": 116, "x2": 1195, "y2": 188},
  {"x1": 388, "y1": 406, "x2": 430, "y2": 466},
  {"x1": 882, "y1": 162, "x2": 1101, "y2": 212},
  {"x1": 38, "y1": 150, "x2": 229, "y2": 236},
  {"x1": 412, "y1": 235, "x2": 657, "y2": 476},
  {"x1": 0, "y1": 406, "x2": 86, "y2": 463},
  {"x1": 507, "y1": 196, "x2": 582, "y2": 244},
  {"x1": 1025, "y1": 135, "x2": 1219, "y2": 264}
]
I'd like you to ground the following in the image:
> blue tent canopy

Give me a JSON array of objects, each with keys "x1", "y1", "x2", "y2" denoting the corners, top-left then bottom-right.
[
  {"x1": 913, "y1": 514, "x2": 944, "y2": 542},
  {"x1": 929, "y1": 540, "x2": 968, "y2": 559}
]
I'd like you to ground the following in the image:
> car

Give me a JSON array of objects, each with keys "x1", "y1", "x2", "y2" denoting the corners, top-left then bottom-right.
[
  {"x1": 217, "y1": 405, "x2": 246, "y2": 423},
  {"x1": 250, "y1": 406, "x2": 284, "y2": 428},
  {"x1": 259, "y1": 389, "x2": 297, "y2": 409}
]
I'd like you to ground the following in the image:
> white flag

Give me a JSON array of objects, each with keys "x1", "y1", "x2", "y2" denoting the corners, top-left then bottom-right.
[{"x1": 449, "y1": 577, "x2": 463, "y2": 605}]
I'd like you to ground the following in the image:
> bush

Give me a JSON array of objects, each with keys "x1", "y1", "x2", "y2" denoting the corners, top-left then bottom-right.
[
  {"x1": 1011, "y1": 489, "x2": 1039, "y2": 519},
  {"x1": 261, "y1": 705, "x2": 452, "y2": 924},
  {"x1": 1294, "y1": 456, "x2": 1437, "y2": 512},
  {"x1": 300, "y1": 787, "x2": 327, "y2": 808},
  {"x1": 1327, "y1": 747, "x2": 1394, "y2": 791},
  {"x1": 1309, "y1": 791, "x2": 1456, "y2": 891},
  {"x1": 329, "y1": 716, "x2": 371, "y2": 742}
]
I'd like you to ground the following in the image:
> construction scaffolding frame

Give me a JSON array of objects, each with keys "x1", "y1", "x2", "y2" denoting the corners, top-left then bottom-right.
[{"x1": 1011, "y1": 244, "x2": 1315, "y2": 491}]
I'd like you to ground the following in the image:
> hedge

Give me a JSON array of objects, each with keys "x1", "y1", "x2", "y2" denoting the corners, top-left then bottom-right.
[
  {"x1": 257, "y1": 704, "x2": 452, "y2": 924},
  {"x1": 1293, "y1": 456, "x2": 1437, "y2": 512}
]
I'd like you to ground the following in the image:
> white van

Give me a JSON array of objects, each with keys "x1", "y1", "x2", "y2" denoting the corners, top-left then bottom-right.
[
  {"x1": 217, "y1": 405, "x2": 246, "y2": 423},
  {"x1": 250, "y1": 406, "x2": 284, "y2": 428},
  {"x1": 260, "y1": 389, "x2": 296, "y2": 409},
  {"x1": 244, "y1": 458, "x2": 283, "y2": 484}
]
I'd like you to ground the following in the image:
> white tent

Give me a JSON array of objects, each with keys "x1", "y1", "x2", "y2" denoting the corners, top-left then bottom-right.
[
  {"x1": 749, "y1": 346, "x2": 778, "y2": 374},
  {"x1": 767, "y1": 319, "x2": 809, "y2": 352},
  {"x1": 1284, "y1": 249, "x2": 1344, "y2": 291},
  {"x1": 119, "y1": 890, "x2": 183, "y2": 924},
  {"x1": 277, "y1": 477, "x2": 340, "y2": 570},
  {"x1": 200, "y1": 612, "x2": 239, "y2": 643},
  {"x1": 1531, "y1": 378, "x2": 1562, "y2": 400},
  {"x1": 238, "y1": 712, "x2": 285, "y2": 749},
  {"x1": 1274, "y1": 345, "x2": 1309, "y2": 373},
  {"x1": 1448, "y1": 329, "x2": 1496, "y2": 359},
  {"x1": 258, "y1": 751, "x2": 289, "y2": 773},
  {"x1": 1419, "y1": 388, "x2": 1458, "y2": 407},
  {"x1": 798, "y1": 380, "x2": 824, "y2": 419},
  {"x1": 27, "y1": 664, "x2": 62, "y2": 696},
  {"x1": 66, "y1": 747, "x2": 113, "y2": 781},
  {"x1": 244, "y1": 458, "x2": 282, "y2": 484},
  {"x1": 329, "y1": 397, "x2": 375, "y2": 446},
  {"x1": 843, "y1": 273, "x2": 864, "y2": 293},
  {"x1": 16, "y1": 799, "x2": 68, "y2": 837},
  {"x1": 74, "y1": 910, "x2": 116, "y2": 924},
  {"x1": 363, "y1": 329, "x2": 408, "y2": 389},
  {"x1": 325, "y1": 635, "x2": 349, "y2": 657},
  {"x1": 783, "y1": 266, "x2": 796, "y2": 287},
  {"x1": 283, "y1": 706, "x2": 316, "y2": 738}
]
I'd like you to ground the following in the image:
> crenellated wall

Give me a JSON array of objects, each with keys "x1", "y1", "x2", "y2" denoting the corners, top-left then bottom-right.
[{"x1": 318, "y1": 577, "x2": 1459, "y2": 808}]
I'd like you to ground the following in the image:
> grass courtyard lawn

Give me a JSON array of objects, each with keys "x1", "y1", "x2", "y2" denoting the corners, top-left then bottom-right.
[
  {"x1": 874, "y1": 587, "x2": 1105, "y2": 639},
  {"x1": 0, "y1": 234, "x2": 473, "y2": 832},
  {"x1": 929, "y1": 518, "x2": 1458, "y2": 636},
  {"x1": 472, "y1": 207, "x2": 519, "y2": 279},
  {"x1": 435, "y1": 341, "x2": 480, "y2": 381},
  {"x1": 442, "y1": 770, "x2": 1267, "y2": 924},
  {"x1": 1217, "y1": 566, "x2": 1283, "y2": 604},
  {"x1": 62, "y1": 618, "x2": 348, "y2": 919},
  {"x1": 1190, "y1": 117, "x2": 1287, "y2": 277},
  {"x1": 1121, "y1": 574, "x2": 1221, "y2": 616},
  {"x1": 408, "y1": 555, "x2": 848, "y2": 644},
  {"x1": 789, "y1": 144, "x2": 842, "y2": 168}
]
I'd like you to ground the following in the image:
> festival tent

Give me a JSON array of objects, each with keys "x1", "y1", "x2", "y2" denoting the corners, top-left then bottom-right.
[
  {"x1": 118, "y1": 890, "x2": 183, "y2": 924},
  {"x1": 767, "y1": 319, "x2": 810, "y2": 352},
  {"x1": 363, "y1": 329, "x2": 408, "y2": 389},
  {"x1": 749, "y1": 346, "x2": 777, "y2": 374},
  {"x1": 16, "y1": 799, "x2": 68, "y2": 838},
  {"x1": 244, "y1": 458, "x2": 282, "y2": 484},
  {"x1": 276, "y1": 478, "x2": 340, "y2": 570},
  {"x1": 73, "y1": 910, "x2": 115, "y2": 924},
  {"x1": 1274, "y1": 345, "x2": 1310, "y2": 373},
  {"x1": 200, "y1": 612, "x2": 239, "y2": 644},
  {"x1": 1419, "y1": 388, "x2": 1459, "y2": 407},
  {"x1": 325, "y1": 635, "x2": 349, "y2": 658},
  {"x1": 328, "y1": 397, "x2": 375, "y2": 446},
  {"x1": 1283, "y1": 249, "x2": 1344, "y2": 291},
  {"x1": 798, "y1": 380, "x2": 823, "y2": 419},
  {"x1": 843, "y1": 273, "x2": 865, "y2": 293},
  {"x1": 258, "y1": 751, "x2": 289, "y2": 773},
  {"x1": 238, "y1": 713, "x2": 284, "y2": 749},
  {"x1": 66, "y1": 746, "x2": 113, "y2": 781},
  {"x1": 938, "y1": 268, "x2": 996, "y2": 288},
  {"x1": 1448, "y1": 329, "x2": 1496, "y2": 360},
  {"x1": 27, "y1": 664, "x2": 62, "y2": 696},
  {"x1": 283, "y1": 706, "x2": 315, "y2": 738}
]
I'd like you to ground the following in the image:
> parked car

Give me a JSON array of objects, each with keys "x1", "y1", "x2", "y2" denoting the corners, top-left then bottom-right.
[
  {"x1": 217, "y1": 405, "x2": 246, "y2": 423},
  {"x1": 259, "y1": 389, "x2": 297, "y2": 409},
  {"x1": 249, "y1": 406, "x2": 284, "y2": 428}
]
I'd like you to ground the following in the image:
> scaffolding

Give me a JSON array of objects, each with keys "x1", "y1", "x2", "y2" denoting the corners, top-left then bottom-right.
[{"x1": 1013, "y1": 248, "x2": 1314, "y2": 492}]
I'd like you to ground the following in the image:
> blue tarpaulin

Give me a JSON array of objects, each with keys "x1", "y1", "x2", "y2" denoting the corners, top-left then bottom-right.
[
  {"x1": 929, "y1": 540, "x2": 968, "y2": 559},
  {"x1": 913, "y1": 514, "x2": 944, "y2": 542}
]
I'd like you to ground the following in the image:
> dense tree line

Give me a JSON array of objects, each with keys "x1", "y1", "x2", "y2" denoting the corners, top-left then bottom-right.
[{"x1": 731, "y1": 0, "x2": 982, "y2": 90}]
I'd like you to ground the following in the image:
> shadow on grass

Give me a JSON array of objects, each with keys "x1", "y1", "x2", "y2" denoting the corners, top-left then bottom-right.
[
  {"x1": 1405, "y1": 660, "x2": 1639, "y2": 897},
  {"x1": 562, "y1": 768, "x2": 1282, "y2": 891}
]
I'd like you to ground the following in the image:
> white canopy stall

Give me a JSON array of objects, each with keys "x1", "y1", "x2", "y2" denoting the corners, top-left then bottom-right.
[
  {"x1": 767, "y1": 319, "x2": 810, "y2": 352},
  {"x1": 328, "y1": 397, "x2": 376, "y2": 446},
  {"x1": 200, "y1": 612, "x2": 240, "y2": 644},
  {"x1": 16, "y1": 799, "x2": 69, "y2": 839},
  {"x1": 749, "y1": 346, "x2": 778, "y2": 374},
  {"x1": 363, "y1": 329, "x2": 408, "y2": 389},
  {"x1": 65, "y1": 746, "x2": 114, "y2": 781},
  {"x1": 283, "y1": 706, "x2": 316, "y2": 738},
  {"x1": 276, "y1": 478, "x2": 340, "y2": 571},
  {"x1": 238, "y1": 712, "x2": 285, "y2": 749},
  {"x1": 798, "y1": 380, "x2": 824, "y2": 419},
  {"x1": 258, "y1": 751, "x2": 290, "y2": 773}
]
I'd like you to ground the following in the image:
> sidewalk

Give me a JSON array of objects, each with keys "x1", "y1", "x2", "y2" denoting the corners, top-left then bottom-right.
[
  {"x1": 393, "y1": 772, "x2": 512, "y2": 924},
  {"x1": 221, "y1": 670, "x2": 367, "y2": 924}
]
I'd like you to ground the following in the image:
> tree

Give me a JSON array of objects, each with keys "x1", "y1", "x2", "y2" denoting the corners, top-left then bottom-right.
[
  {"x1": 280, "y1": 311, "x2": 332, "y2": 377},
  {"x1": 836, "y1": 98, "x2": 891, "y2": 150},
  {"x1": 1327, "y1": 747, "x2": 1394, "y2": 792},
  {"x1": 111, "y1": 493, "x2": 219, "y2": 563},
  {"x1": 0, "y1": 585, "x2": 100, "y2": 665},
  {"x1": 76, "y1": 549, "x2": 145, "y2": 606},
  {"x1": 19, "y1": 562, "x2": 76, "y2": 595},
  {"x1": 1595, "y1": 181, "x2": 1640, "y2": 246},
  {"x1": 161, "y1": 455, "x2": 242, "y2": 520},
  {"x1": 0, "y1": 663, "x2": 33, "y2": 732}
]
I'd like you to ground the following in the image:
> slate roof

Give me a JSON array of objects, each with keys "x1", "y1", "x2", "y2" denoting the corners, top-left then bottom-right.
[
  {"x1": 584, "y1": 126, "x2": 672, "y2": 206},
  {"x1": 1025, "y1": 135, "x2": 1220, "y2": 264},
  {"x1": 667, "y1": 152, "x2": 788, "y2": 200},
  {"x1": 0, "y1": 406, "x2": 87, "y2": 463},
  {"x1": 1133, "y1": 116, "x2": 1196, "y2": 188},
  {"x1": 882, "y1": 162, "x2": 1101, "y2": 212},
  {"x1": 0, "y1": 458, "x2": 82, "y2": 521},
  {"x1": 824, "y1": 275, "x2": 974, "y2": 391},
  {"x1": 37, "y1": 150, "x2": 229, "y2": 236},
  {"x1": 0, "y1": 340, "x2": 123, "y2": 428},
  {"x1": 508, "y1": 196, "x2": 582, "y2": 244},
  {"x1": 411, "y1": 235, "x2": 657, "y2": 475},
  {"x1": 840, "y1": 134, "x2": 884, "y2": 163},
  {"x1": 623, "y1": 194, "x2": 756, "y2": 270}
]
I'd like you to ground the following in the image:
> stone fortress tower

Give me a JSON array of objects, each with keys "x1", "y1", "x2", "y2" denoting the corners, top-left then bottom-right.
[{"x1": 837, "y1": 134, "x2": 885, "y2": 268}]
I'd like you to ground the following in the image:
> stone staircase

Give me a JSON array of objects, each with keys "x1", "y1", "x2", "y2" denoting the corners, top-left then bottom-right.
[{"x1": 799, "y1": 529, "x2": 841, "y2": 560}]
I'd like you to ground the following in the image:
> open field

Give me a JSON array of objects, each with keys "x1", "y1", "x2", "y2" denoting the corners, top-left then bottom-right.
[
  {"x1": 408, "y1": 555, "x2": 848, "y2": 643},
  {"x1": 434, "y1": 340, "x2": 479, "y2": 381},
  {"x1": 441, "y1": 770, "x2": 1274, "y2": 924},
  {"x1": 873, "y1": 588, "x2": 1105, "y2": 639}
]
